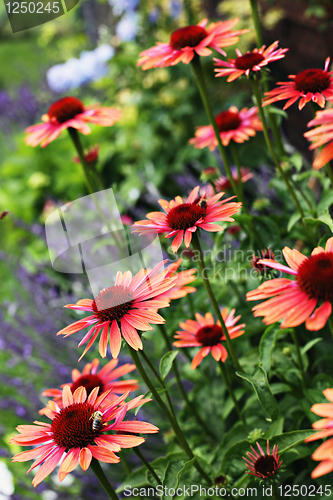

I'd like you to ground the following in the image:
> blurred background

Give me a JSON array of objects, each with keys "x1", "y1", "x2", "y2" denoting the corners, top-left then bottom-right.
[{"x1": 1, "y1": 0, "x2": 333, "y2": 498}]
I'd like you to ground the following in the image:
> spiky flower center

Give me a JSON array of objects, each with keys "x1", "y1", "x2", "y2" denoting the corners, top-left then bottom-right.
[
  {"x1": 71, "y1": 375, "x2": 104, "y2": 396},
  {"x1": 92, "y1": 286, "x2": 134, "y2": 322},
  {"x1": 166, "y1": 203, "x2": 206, "y2": 230},
  {"x1": 296, "y1": 253, "x2": 333, "y2": 302},
  {"x1": 254, "y1": 455, "x2": 278, "y2": 477},
  {"x1": 48, "y1": 97, "x2": 84, "y2": 124},
  {"x1": 196, "y1": 325, "x2": 223, "y2": 346},
  {"x1": 235, "y1": 52, "x2": 265, "y2": 70},
  {"x1": 170, "y1": 25, "x2": 208, "y2": 50},
  {"x1": 294, "y1": 69, "x2": 331, "y2": 94},
  {"x1": 215, "y1": 110, "x2": 242, "y2": 132},
  {"x1": 51, "y1": 402, "x2": 101, "y2": 448}
]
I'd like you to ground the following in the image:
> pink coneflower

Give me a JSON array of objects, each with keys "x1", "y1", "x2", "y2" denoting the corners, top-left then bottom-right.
[
  {"x1": 304, "y1": 109, "x2": 333, "y2": 169},
  {"x1": 243, "y1": 441, "x2": 282, "y2": 479},
  {"x1": 132, "y1": 185, "x2": 242, "y2": 253},
  {"x1": 57, "y1": 262, "x2": 177, "y2": 359},
  {"x1": 25, "y1": 97, "x2": 122, "y2": 148},
  {"x1": 10, "y1": 386, "x2": 158, "y2": 487},
  {"x1": 262, "y1": 58, "x2": 333, "y2": 110},
  {"x1": 39, "y1": 358, "x2": 138, "y2": 415},
  {"x1": 214, "y1": 41, "x2": 288, "y2": 82},
  {"x1": 215, "y1": 167, "x2": 254, "y2": 192},
  {"x1": 156, "y1": 258, "x2": 196, "y2": 303},
  {"x1": 251, "y1": 249, "x2": 276, "y2": 274},
  {"x1": 305, "y1": 388, "x2": 333, "y2": 477},
  {"x1": 246, "y1": 238, "x2": 333, "y2": 331},
  {"x1": 189, "y1": 106, "x2": 262, "y2": 151},
  {"x1": 73, "y1": 145, "x2": 99, "y2": 165},
  {"x1": 137, "y1": 18, "x2": 248, "y2": 70},
  {"x1": 173, "y1": 309, "x2": 245, "y2": 369}
]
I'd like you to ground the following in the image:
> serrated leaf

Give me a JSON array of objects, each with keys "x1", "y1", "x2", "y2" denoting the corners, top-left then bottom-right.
[
  {"x1": 159, "y1": 350, "x2": 179, "y2": 380},
  {"x1": 237, "y1": 365, "x2": 279, "y2": 420}
]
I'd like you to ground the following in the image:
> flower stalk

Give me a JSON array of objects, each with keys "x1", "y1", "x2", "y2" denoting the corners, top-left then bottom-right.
[
  {"x1": 190, "y1": 55, "x2": 239, "y2": 196},
  {"x1": 133, "y1": 448, "x2": 162, "y2": 485},
  {"x1": 158, "y1": 324, "x2": 216, "y2": 439},
  {"x1": 128, "y1": 346, "x2": 212, "y2": 484},
  {"x1": 191, "y1": 231, "x2": 243, "y2": 373},
  {"x1": 90, "y1": 458, "x2": 120, "y2": 500}
]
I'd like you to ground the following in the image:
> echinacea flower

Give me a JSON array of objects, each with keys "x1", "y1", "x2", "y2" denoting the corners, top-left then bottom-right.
[
  {"x1": 10, "y1": 385, "x2": 158, "y2": 487},
  {"x1": 246, "y1": 238, "x2": 333, "y2": 331},
  {"x1": 243, "y1": 441, "x2": 282, "y2": 479},
  {"x1": 132, "y1": 185, "x2": 242, "y2": 253},
  {"x1": 214, "y1": 41, "x2": 288, "y2": 82},
  {"x1": 73, "y1": 145, "x2": 99, "y2": 165},
  {"x1": 305, "y1": 388, "x2": 333, "y2": 477},
  {"x1": 156, "y1": 258, "x2": 196, "y2": 303},
  {"x1": 262, "y1": 58, "x2": 333, "y2": 110},
  {"x1": 304, "y1": 109, "x2": 333, "y2": 169},
  {"x1": 25, "y1": 97, "x2": 122, "y2": 148},
  {"x1": 189, "y1": 106, "x2": 262, "y2": 150},
  {"x1": 215, "y1": 167, "x2": 254, "y2": 192},
  {"x1": 57, "y1": 262, "x2": 177, "y2": 359},
  {"x1": 39, "y1": 358, "x2": 138, "y2": 415},
  {"x1": 173, "y1": 309, "x2": 245, "y2": 369},
  {"x1": 251, "y1": 248, "x2": 276, "y2": 274},
  {"x1": 137, "y1": 18, "x2": 248, "y2": 70}
]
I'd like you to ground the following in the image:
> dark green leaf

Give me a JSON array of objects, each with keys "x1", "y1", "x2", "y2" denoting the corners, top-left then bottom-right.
[{"x1": 237, "y1": 365, "x2": 279, "y2": 420}]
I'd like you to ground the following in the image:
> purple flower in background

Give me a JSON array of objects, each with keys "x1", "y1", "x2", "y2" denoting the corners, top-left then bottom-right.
[{"x1": 116, "y1": 12, "x2": 139, "y2": 41}]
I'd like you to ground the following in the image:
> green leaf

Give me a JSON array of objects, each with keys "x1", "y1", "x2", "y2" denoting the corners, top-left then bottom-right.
[
  {"x1": 265, "y1": 417, "x2": 284, "y2": 439},
  {"x1": 317, "y1": 191, "x2": 333, "y2": 214},
  {"x1": 163, "y1": 457, "x2": 196, "y2": 492},
  {"x1": 289, "y1": 152, "x2": 303, "y2": 172},
  {"x1": 287, "y1": 211, "x2": 301, "y2": 232},
  {"x1": 259, "y1": 327, "x2": 290, "y2": 373},
  {"x1": 237, "y1": 365, "x2": 279, "y2": 420},
  {"x1": 303, "y1": 211, "x2": 333, "y2": 231},
  {"x1": 269, "y1": 429, "x2": 318, "y2": 453},
  {"x1": 159, "y1": 350, "x2": 179, "y2": 380},
  {"x1": 301, "y1": 337, "x2": 322, "y2": 355}
]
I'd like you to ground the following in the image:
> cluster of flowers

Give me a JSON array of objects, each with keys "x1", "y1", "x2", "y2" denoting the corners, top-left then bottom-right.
[{"x1": 12, "y1": 13, "x2": 333, "y2": 490}]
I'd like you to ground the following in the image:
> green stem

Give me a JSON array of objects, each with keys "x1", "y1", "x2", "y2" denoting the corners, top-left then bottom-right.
[
  {"x1": 133, "y1": 448, "x2": 162, "y2": 485},
  {"x1": 90, "y1": 458, "x2": 120, "y2": 500},
  {"x1": 248, "y1": 0, "x2": 286, "y2": 156},
  {"x1": 291, "y1": 329, "x2": 306, "y2": 388},
  {"x1": 158, "y1": 324, "x2": 216, "y2": 439},
  {"x1": 219, "y1": 360, "x2": 245, "y2": 423},
  {"x1": 249, "y1": 0, "x2": 263, "y2": 46},
  {"x1": 272, "y1": 482, "x2": 280, "y2": 500},
  {"x1": 229, "y1": 142, "x2": 265, "y2": 248},
  {"x1": 250, "y1": 76, "x2": 305, "y2": 220},
  {"x1": 190, "y1": 55, "x2": 240, "y2": 197},
  {"x1": 140, "y1": 349, "x2": 177, "y2": 421},
  {"x1": 128, "y1": 346, "x2": 212, "y2": 484},
  {"x1": 68, "y1": 128, "x2": 96, "y2": 194},
  {"x1": 191, "y1": 232, "x2": 243, "y2": 373},
  {"x1": 118, "y1": 451, "x2": 131, "y2": 475}
]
